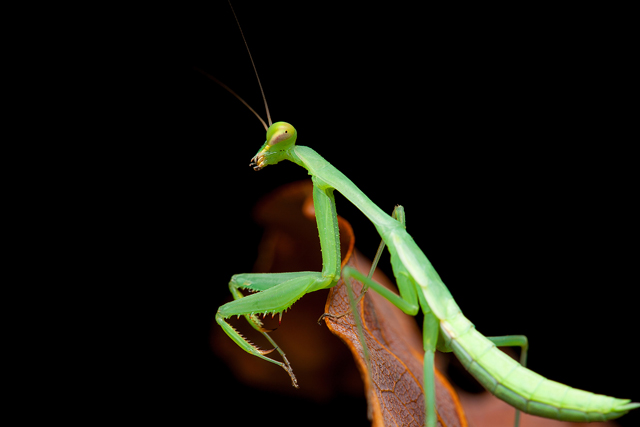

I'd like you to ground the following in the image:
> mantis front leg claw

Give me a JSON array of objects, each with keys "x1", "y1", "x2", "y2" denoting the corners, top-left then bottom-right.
[
  {"x1": 280, "y1": 352, "x2": 298, "y2": 388},
  {"x1": 317, "y1": 286, "x2": 369, "y2": 324},
  {"x1": 259, "y1": 329, "x2": 299, "y2": 388},
  {"x1": 317, "y1": 312, "x2": 344, "y2": 324}
]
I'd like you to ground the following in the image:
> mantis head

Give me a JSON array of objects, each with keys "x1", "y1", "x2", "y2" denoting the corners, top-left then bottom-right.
[{"x1": 250, "y1": 121, "x2": 297, "y2": 171}]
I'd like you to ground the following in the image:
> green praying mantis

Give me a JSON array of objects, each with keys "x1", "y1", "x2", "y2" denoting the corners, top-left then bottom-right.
[{"x1": 210, "y1": 4, "x2": 639, "y2": 427}]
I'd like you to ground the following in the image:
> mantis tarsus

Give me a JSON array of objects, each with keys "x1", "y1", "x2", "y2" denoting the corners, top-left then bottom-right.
[{"x1": 210, "y1": 3, "x2": 639, "y2": 427}]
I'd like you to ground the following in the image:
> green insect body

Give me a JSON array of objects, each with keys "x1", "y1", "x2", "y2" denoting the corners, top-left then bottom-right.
[
  {"x1": 443, "y1": 313, "x2": 636, "y2": 422},
  {"x1": 215, "y1": 122, "x2": 639, "y2": 427}
]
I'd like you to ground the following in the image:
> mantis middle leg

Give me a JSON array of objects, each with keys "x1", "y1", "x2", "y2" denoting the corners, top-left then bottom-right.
[
  {"x1": 318, "y1": 204, "x2": 418, "y2": 375},
  {"x1": 318, "y1": 204, "x2": 410, "y2": 323},
  {"x1": 323, "y1": 204, "x2": 448, "y2": 426}
]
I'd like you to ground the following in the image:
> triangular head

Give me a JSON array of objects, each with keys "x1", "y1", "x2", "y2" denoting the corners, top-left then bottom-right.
[{"x1": 250, "y1": 122, "x2": 297, "y2": 171}]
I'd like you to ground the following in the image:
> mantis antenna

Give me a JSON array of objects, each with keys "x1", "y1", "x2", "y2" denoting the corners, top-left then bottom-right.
[
  {"x1": 197, "y1": 1, "x2": 273, "y2": 131},
  {"x1": 229, "y1": 0, "x2": 272, "y2": 128},
  {"x1": 197, "y1": 70, "x2": 269, "y2": 132}
]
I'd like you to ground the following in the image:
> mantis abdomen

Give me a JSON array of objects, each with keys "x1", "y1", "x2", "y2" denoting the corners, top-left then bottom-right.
[{"x1": 441, "y1": 312, "x2": 637, "y2": 422}]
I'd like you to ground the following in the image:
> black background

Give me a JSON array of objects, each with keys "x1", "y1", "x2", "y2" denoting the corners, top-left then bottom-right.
[{"x1": 131, "y1": 2, "x2": 638, "y2": 425}]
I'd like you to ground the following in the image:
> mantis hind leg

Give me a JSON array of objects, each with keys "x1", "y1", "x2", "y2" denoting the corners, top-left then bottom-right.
[{"x1": 485, "y1": 335, "x2": 529, "y2": 427}]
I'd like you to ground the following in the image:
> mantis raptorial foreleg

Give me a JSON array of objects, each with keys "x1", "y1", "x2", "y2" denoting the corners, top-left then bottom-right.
[
  {"x1": 218, "y1": 272, "x2": 326, "y2": 387},
  {"x1": 216, "y1": 183, "x2": 341, "y2": 388},
  {"x1": 229, "y1": 272, "x2": 311, "y2": 332}
]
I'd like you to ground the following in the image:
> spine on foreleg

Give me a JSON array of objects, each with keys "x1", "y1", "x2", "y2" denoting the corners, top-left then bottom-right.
[{"x1": 440, "y1": 312, "x2": 638, "y2": 422}]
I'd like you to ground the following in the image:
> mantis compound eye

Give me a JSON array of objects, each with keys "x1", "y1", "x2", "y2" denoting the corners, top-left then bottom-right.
[
  {"x1": 269, "y1": 130, "x2": 291, "y2": 146},
  {"x1": 266, "y1": 122, "x2": 296, "y2": 148}
]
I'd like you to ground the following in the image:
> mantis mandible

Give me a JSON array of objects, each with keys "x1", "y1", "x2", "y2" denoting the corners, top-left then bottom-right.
[{"x1": 211, "y1": 4, "x2": 639, "y2": 427}]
